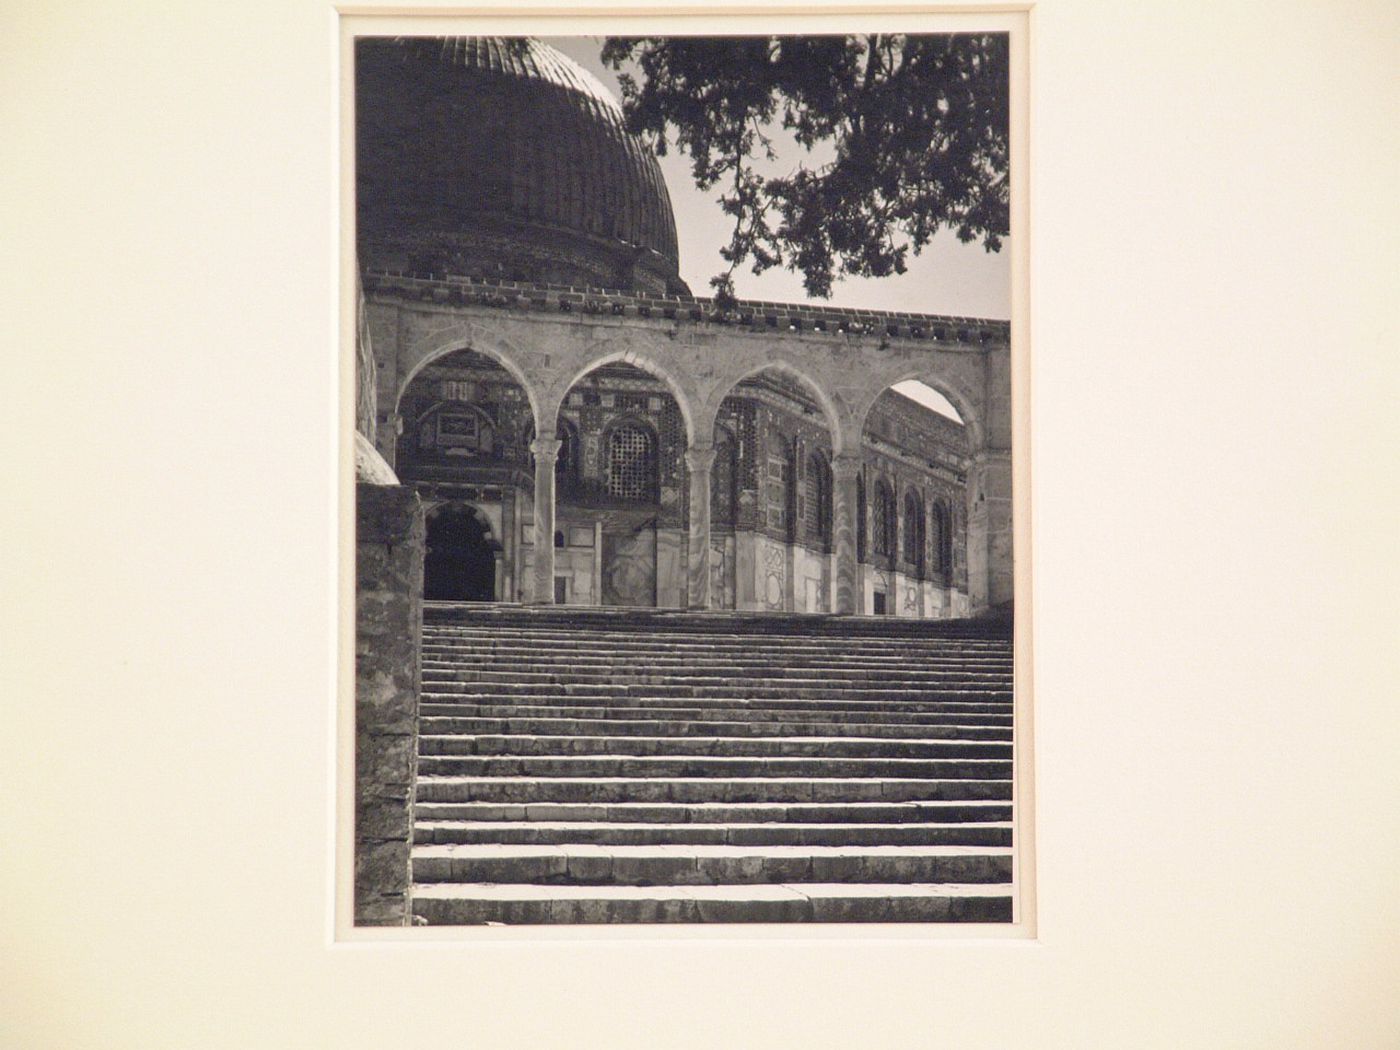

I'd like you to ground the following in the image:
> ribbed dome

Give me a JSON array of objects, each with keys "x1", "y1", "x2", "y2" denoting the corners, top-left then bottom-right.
[{"x1": 356, "y1": 37, "x2": 685, "y2": 293}]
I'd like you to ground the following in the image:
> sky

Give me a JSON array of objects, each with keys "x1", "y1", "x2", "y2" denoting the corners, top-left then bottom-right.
[{"x1": 546, "y1": 37, "x2": 1011, "y2": 422}]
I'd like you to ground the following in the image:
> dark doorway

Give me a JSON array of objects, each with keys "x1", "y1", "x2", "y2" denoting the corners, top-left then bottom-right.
[{"x1": 424, "y1": 504, "x2": 497, "y2": 601}]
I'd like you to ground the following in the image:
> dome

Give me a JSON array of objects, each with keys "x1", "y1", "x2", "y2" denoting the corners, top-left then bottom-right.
[{"x1": 356, "y1": 37, "x2": 686, "y2": 294}]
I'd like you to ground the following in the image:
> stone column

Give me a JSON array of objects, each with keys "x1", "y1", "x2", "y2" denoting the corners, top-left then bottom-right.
[
  {"x1": 684, "y1": 444, "x2": 715, "y2": 610},
  {"x1": 968, "y1": 448, "x2": 1014, "y2": 616},
  {"x1": 831, "y1": 453, "x2": 862, "y2": 615},
  {"x1": 530, "y1": 437, "x2": 561, "y2": 604}
]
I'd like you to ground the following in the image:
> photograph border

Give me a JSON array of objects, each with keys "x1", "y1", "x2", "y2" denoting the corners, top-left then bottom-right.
[{"x1": 335, "y1": 4, "x2": 1036, "y2": 943}]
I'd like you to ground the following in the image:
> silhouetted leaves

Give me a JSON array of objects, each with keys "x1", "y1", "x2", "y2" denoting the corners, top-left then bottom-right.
[{"x1": 602, "y1": 35, "x2": 1008, "y2": 303}]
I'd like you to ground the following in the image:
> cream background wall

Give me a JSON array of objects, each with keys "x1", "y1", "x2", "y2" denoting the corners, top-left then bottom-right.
[{"x1": 2, "y1": 1, "x2": 1397, "y2": 1047}]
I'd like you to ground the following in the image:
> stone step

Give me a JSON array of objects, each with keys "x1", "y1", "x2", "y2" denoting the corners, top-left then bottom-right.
[
  {"x1": 417, "y1": 714, "x2": 1011, "y2": 739},
  {"x1": 419, "y1": 681, "x2": 1013, "y2": 702},
  {"x1": 420, "y1": 708, "x2": 1013, "y2": 733},
  {"x1": 411, "y1": 607, "x2": 1015, "y2": 924},
  {"x1": 414, "y1": 819, "x2": 1012, "y2": 847},
  {"x1": 424, "y1": 659, "x2": 1010, "y2": 681},
  {"x1": 412, "y1": 843, "x2": 1012, "y2": 886},
  {"x1": 419, "y1": 663, "x2": 1015, "y2": 687},
  {"x1": 420, "y1": 674, "x2": 1013, "y2": 700},
  {"x1": 419, "y1": 733, "x2": 1011, "y2": 759},
  {"x1": 414, "y1": 799, "x2": 1013, "y2": 824},
  {"x1": 420, "y1": 621, "x2": 1013, "y2": 646},
  {"x1": 420, "y1": 632, "x2": 1013, "y2": 649},
  {"x1": 421, "y1": 606, "x2": 1010, "y2": 631},
  {"x1": 422, "y1": 608, "x2": 1011, "y2": 637},
  {"x1": 411, "y1": 882, "x2": 1013, "y2": 924},
  {"x1": 422, "y1": 664, "x2": 1010, "y2": 683},
  {"x1": 420, "y1": 695, "x2": 1012, "y2": 717},
  {"x1": 422, "y1": 686, "x2": 1011, "y2": 707},
  {"x1": 419, "y1": 646, "x2": 1012, "y2": 669},
  {"x1": 425, "y1": 617, "x2": 1009, "y2": 635},
  {"x1": 415, "y1": 775, "x2": 1013, "y2": 804},
  {"x1": 421, "y1": 633, "x2": 1011, "y2": 657},
  {"x1": 414, "y1": 754, "x2": 1012, "y2": 780}
]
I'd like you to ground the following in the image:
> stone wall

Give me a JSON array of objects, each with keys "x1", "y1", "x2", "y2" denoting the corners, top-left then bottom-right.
[
  {"x1": 355, "y1": 482, "x2": 425, "y2": 926},
  {"x1": 361, "y1": 270, "x2": 1009, "y2": 345}
]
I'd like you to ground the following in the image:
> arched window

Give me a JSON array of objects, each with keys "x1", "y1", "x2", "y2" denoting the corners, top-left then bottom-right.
[
  {"x1": 606, "y1": 422, "x2": 657, "y2": 502},
  {"x1": 904, "y1": 490, "x2": 926, "y2": 575},
  {"x1": 930, "y1": 501, "x2": 951, "y2": 575},
  {"x1": 872, "y1": 480, "x2": 894, "y2": 558},
  {"x1": 885, "y1": 485, "x2": 899, "y2": 560},
  {"x1": 711, "y1": 427, "x2": 737, "y2": 528},
  {"x1": 856, "y1": 473, "x2": 867, "y2": 561},
  {"x1": 807, "y1": 451, "x2": 832, "y2": 550}
]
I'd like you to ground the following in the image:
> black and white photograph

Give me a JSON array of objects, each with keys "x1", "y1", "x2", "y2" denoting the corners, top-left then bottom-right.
[{"x1": 351, "y1": 32, "x2": 1022, "y2": 926}]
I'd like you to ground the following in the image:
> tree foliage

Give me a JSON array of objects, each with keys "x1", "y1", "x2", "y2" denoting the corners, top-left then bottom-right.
[{"x1": 601, "y1": 34, "x2": 1009, "y2": 302}]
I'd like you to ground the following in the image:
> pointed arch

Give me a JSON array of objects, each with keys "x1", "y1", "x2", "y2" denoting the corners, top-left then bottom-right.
[
  {"x1": 395, "y1": 323, "x2": 542, "y2": 430},
  {"x1": 558, "y1": 347, "x2": 698, "y2": 446},
  {"x1": 855, "y1": 368, "x2": 985, "y2": 455},
  {"x1": 711, "y1": 359, "x2": 844, "y2": 456}
]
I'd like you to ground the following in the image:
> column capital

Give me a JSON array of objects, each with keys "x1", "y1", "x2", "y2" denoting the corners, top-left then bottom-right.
[
  {"x1": 831, "y1": 451, "x2": 863, "y2": 480},
  {"x1": 530, "y1": 436, "x2": 562, "y2": 460},
  {"x1": 684, "y1": 445, "x2": 716, "y2": 474}
]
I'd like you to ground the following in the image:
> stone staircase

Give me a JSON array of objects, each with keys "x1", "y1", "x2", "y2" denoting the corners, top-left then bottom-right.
[{"x1": 410, "y1": 606, "x2": 1016, "y2": 924}]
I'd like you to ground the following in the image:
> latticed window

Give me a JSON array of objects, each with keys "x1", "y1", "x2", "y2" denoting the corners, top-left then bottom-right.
[
  {"x1": 904, "y1": 490, "x2": 925, "y2": 572},
  {"x1": 711, "y1": 429, "x2": 737, "y2": 527},
  {"x1": 800, "y1": 453, "x2": 812, "y2": 529},
  {"x1": 765, "y1": 433, "x2": 793, "y2": 538},
  {"x1": 856, "y1": 474, "x2": 867, "y2": 560},
  {"x1": 885, "y1": 487, "x2": 899, "y2": 558},
  {"x1": 872, "y1": 480, "x2": 893, "y2": 557},
  {"x1": 930, "y1": 502, "x2": 948, "y2": 573},
  {"x1": 766, "y1": 458, "x2": 789, "y2": 533},
  {"x1": 807, "y1": 452, "x2": 832, "y2": 549},
  {"x1": 606, "y1": 423, "x2": 657, "y2": 501}
]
